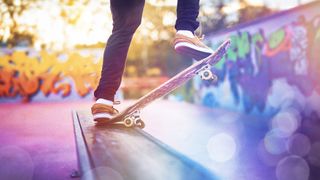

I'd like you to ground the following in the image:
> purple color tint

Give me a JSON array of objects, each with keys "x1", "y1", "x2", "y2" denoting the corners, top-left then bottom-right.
[{"x1": 0, "y1": 102, "x2": 91, "y2": 180}]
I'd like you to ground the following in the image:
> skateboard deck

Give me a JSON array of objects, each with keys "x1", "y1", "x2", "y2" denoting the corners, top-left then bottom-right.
[{"x1": 97, "y1": 39, "x2": 231, "y2": 128}]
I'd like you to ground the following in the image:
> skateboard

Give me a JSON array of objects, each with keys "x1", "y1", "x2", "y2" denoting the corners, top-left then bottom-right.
[{"x1": 97, "y1": 39, "x2": 231, "y2": 128}]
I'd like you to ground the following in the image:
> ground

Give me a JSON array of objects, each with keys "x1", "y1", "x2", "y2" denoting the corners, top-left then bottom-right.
[{"x1": 0, "y1": 100, "x2": 317, "y2": 180}]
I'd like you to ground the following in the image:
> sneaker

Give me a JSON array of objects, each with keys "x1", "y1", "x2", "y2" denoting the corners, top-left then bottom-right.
[
  {"x1": 173, "y1": 33, "x2": 213, "y2": 60},
  {"x1": 91, "y1": 103, "x2": 119, "y2": 123}
]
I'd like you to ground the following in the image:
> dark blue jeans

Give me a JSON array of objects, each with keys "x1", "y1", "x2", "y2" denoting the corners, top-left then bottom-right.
[{"x1": 94, "y1": 0, "x2": 200, "y2": 101}]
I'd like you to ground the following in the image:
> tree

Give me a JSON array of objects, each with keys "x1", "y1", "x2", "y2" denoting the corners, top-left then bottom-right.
[
  {"x1": 238, "y1": 0, "x2": 273, "y2": 24},
  {"x1": 199, "y1": 0, "x2": 228, "y2": 34},
  {"x1": 200, "y1": 0, "x2": 273, "y2": 34},
  {"x1": 0, "y1": 0, "x2": 37, "y2": 47}
]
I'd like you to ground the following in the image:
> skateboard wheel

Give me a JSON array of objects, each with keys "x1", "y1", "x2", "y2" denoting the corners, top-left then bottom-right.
[
  {"x1": 123, "y1": 117, "x2": 134, "y2": 127},
  {"x1": 200, "y1": 69, "x2": 213, "y2": 80},
  {"x1": 135, "y1": 119, "x2": 145, "y2": 129}
]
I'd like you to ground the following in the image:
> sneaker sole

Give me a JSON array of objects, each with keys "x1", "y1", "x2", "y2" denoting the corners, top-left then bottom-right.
[
  {"x1": 93, "y1": 113, "x2": 113, "y2": 123},
  {"x1": 174, "y1": 42, "x2": 213, "y2": 60}
]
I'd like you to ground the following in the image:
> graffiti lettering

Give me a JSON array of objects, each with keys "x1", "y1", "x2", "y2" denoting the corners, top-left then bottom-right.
[
  {"x1": 0, "y1": 50, "x2": 101, "y2": 102},
  {"x1": 198, "y1": 12, "x2": 320, "y2": 114},
  {"x1": 265, "y1": 28, "x2": 291, "y2": 56}
]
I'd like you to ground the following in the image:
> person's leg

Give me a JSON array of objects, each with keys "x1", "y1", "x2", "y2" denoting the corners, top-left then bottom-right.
[
  {"x1": 175, "y1": 0, "x2": 200, "y2": 32},
  {"x1": 174, "y1": 0, "x2": 213, "y2": 60},
  {"x1": 94, "y1": 0, "x2": 145, "y2": 102},
  {"x1": 92, "y1": 0, "x2": 145, "y2": 121}
]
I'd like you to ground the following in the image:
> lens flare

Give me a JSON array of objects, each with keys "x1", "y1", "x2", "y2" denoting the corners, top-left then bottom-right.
[
  {"x1": 307, "y1": 142, "x2": 320, "y2": 167},
  {"x1": 264, "y1": 130, "x2": 287, "y2": 155},
  {"x1": 0, "y1": 146, "x2": 34, "y2": 180},
  {"x1": 207, "y1": 133, "x2": 237, "y2": 163},
  {"x1": 271, "y1": 109, "x2": 301, "y2": 138},
  {"x1": 286, "y1": 133, "x2": 311, "y2": 157},
  {"x1": 276, "y1": 156, "x2": 309, "y2": 180},
  {"x1": 257, "y1": 141, "x2": 283, "y2": 166}
]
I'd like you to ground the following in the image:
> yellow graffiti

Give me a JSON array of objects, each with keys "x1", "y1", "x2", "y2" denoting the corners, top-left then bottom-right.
[{"x1": 0, "y1": 50, "x2": 102, "y2": 102}]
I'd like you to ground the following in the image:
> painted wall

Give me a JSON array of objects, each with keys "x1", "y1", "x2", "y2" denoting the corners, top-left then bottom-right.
[
  {"x1": 0, "y1": 48, "x2": 166, "y2": 103},
  {"x1": 1, "y1": 1, "x2": 320, "y2": 115},
  {"x1": 194, "y1": 1, "x2": 320, "y2": 116},
  {"x1": 0, "y1": 49, "x2": 103, "y2": 102}
]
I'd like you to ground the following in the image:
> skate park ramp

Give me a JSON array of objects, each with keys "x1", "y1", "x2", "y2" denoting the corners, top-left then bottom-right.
[
  {"x1": 0, "y1": 99, "x2": 319, "y2": 180},
  {"x1": 73, "y1": 99, "x2": 320, "y2": 180}
]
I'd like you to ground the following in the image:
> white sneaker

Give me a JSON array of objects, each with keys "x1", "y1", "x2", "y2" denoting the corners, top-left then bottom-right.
[
  {"x1": 91, "y1": 102, "x2": 119, "y2": 123},
  {"x1": 174, "y1": 33, "x2": 213, "y2": 60}
]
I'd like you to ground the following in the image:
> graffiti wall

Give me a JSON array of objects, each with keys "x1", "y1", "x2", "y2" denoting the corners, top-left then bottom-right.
[
  {"x1": 194, "y1": 1, "x2": 320, "y2": 115},
  {"x1": 0, "y1": 49, "x2": 103, "y2": 102},
  {"x1": 0, "y1": 48, "x2": 167, "y2": 103}
]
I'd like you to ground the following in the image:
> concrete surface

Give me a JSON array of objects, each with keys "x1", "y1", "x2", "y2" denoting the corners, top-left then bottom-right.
[
  {"x1": 74, "y1": 110, "x2": 218, "y2": 180},
  {"x1": 0, "y1": 102, "x2": 92, "y2": 180},
  {"x1": 0, "y1": 100, "x2": 319, "y2": 180}
]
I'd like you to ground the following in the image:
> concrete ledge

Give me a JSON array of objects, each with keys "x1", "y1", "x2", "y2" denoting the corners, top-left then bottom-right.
[{"x1": 72, "y1": 110, "x2": 218, "y2": 180}]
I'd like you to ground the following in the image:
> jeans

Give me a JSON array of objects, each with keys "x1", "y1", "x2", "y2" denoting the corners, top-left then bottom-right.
[{"x1": 94, "y1": 0, "x2": 200, "y2": 101}]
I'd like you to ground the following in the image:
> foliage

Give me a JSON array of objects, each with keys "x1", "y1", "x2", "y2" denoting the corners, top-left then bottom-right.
[
  {"x1": 0, "y1": 0, "x2": 37, "y2": 46},
  {"x1": 0, "y1": 0, "x2": 273, "y2": 77}
]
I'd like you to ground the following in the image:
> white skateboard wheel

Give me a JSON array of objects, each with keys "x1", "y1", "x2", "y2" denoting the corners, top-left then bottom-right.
[
  {"x1": 123, "y1": 117, "x2": 134, "y2": 127},
  {"x1": 200, "y1": 69, "x2": 213, "y2": 80},
  {"x1": 135, "y1": 119, "x2": 145, "y2": 129}
]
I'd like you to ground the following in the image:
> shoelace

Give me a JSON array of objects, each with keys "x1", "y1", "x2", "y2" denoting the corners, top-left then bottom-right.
[
  {"x1": 114, "y1": 100, "x2": 121, "y2": 105},
  {"x1": 112, "y1": 108, "x2": 119, "y2": 114},
  {"x1": 196, "y1": 34, "x2": 205, "y2": 41},
  {"x1": 112, "y1": 100, "x2": 120, "y2": 114}
]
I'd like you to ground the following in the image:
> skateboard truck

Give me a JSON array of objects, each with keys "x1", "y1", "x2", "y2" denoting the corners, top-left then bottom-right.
[{"x1": 123, "y1": 110, "x2": 145, "y2": 128}]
